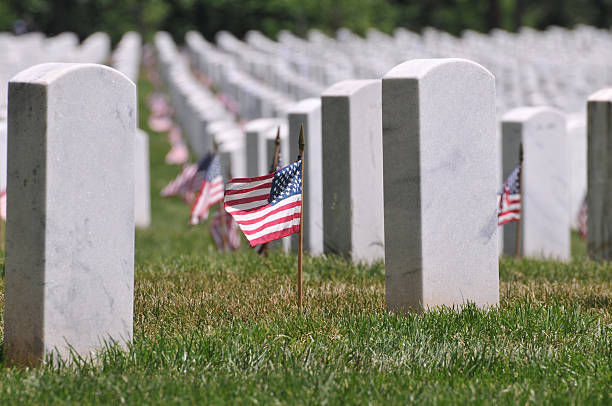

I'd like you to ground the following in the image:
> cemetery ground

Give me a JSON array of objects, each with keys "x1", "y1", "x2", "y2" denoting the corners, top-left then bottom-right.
[{"x1": 0, "y1": 78, "x2": 608, "y2": 405}]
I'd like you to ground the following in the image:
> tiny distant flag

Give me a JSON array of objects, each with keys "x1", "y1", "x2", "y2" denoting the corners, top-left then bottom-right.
[
  {"x1": 577, "y1": 195, "x2": 587, "y2": 239},
  {"x1": 210, "y1": 209, "x2": 241, "y2": 251},
  {"x1": 224, "y1": 159, "x2": 302, "y2": 246},
  {"x1": 161, "y1": 153, "x2": 215, "y2": 202},
  {"x1": 160, "y1": 163, "x2": 198, "y2": 198},
  {"x1": 498, "y1": 165, "x2": 521, "y2": 225},
  {"x1": 190, "y1": 154, "x2": 224, "y2": 226},
  {"x1": 0, "y1": 189, "x2": 6, "y2": 220}
]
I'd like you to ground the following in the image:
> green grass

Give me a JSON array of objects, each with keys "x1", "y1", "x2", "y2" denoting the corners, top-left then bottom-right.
[{"x1": 0, "y1": 74, "x2": 609, "y2": 405}]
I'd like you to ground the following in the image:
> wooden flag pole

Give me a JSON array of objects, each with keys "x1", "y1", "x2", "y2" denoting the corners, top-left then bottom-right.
[
  {"x1": 214, "y1": 142, "x2": 228, "y2": 252},
  {"x1": 298, "y1": 124, "x2": 305, "y2": 311},
  {"x1": 260, "y1": 128, "x2": 281, "y2": 257},
  {"x1": 515, "y1": 143, "x2": 524, "y2": 259}
]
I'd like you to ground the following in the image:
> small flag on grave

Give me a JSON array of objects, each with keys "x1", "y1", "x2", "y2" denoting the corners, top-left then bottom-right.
[
  {"x1": 256, "y1": 129, "x2": 283, "y2": 256},
  {"x1": 224, "y1": 159, "x2": 302, "y2": 246},
  {"x1": 498, "y1": 164, "x2": 521, "y2": 226},
  {"x1": 190, "y1": 153, "x2": 224, "y2": 226},
  {"x1": 577, "y1": 195, "x2": 587, "y2": 239},
  {"x1": 160, "y1": 163, "x2": 198, "y2": 198},
  {"x1": 0, "y1": 189, "x2": 6, "y2": 220},
  {"x1": 210, "y1": 209, "x2": 241, "y2": 251},
  {"x1": 161, "y1": 153, "x2": 213, "y2": 201}
]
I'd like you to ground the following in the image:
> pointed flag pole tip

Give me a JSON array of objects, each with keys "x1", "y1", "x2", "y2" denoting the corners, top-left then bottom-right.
[
  {"x1": 275, "y1": 127, "x2": 280, "y2": 145},
  {"x1": 299, "y1": 124, "x2": 305, "y2": 152}
]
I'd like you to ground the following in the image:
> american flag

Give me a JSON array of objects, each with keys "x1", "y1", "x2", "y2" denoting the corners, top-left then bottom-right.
[
  {"x1": 160, "y1": 163, "x2": 198, "y2": 199},
  {"x1": 498, "y1": 164, "x2": 521, "y2": 226},
  {"x1": 255, "y1": 151, "x2": 284, "y2": 255},
  {"x1": 224, "y1": 159, "x2": 302, "y2": 246},
  {"x1": 210, "y1": 208, "x2": 241, "y2": 251},
  {"x1": 577, "y1": 195, "x2": 587, "y2": 239},
  {"x1": 190, "y1": 154, "x2": 224, "y2": 226},
  {"x1": 161, "y1": 153, "x2": 213, "y2": 201},
  {"x1": 0, "y1": 189, "x2": 6, "y2": 220}
]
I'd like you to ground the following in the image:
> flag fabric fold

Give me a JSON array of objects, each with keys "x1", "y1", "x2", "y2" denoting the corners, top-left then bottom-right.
[
  {"x1": 210, "y1": 209, "x2": 241, "y2": 251},
  {"x1": 160, "y1": 163, "x2": 198, "y2": 199},
  {"x1": 577, "y1": 195, "x2": 587, "y2": 239},
  {"x1": 0, "y1": 189, "x2": 6, "y2": 220},
  {"x1": 224, "y1": 159, "x2": 302, "y2": 246},
  {"x1": 498, "y1": 164, "x2": 521, "y2": 226},
  {"x1": 190, "y1": 153, "x2": 224, "y2": 225}
]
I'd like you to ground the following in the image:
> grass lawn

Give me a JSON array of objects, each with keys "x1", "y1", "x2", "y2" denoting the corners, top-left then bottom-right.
[{"x1": 0, "y1": 76, "x2": 609, "y2": 405}]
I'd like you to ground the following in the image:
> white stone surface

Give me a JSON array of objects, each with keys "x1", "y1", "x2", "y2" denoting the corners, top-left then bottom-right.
[
  {"x1": 244, "y1": 118, "x2": 283, "y2": 177},
  {"x1": 567, "y1": 113, "x2": 587, "y2": 229},
  {"x1": 382, "y1": 58, "x2": 499, "y2": 313},
  {"x1": 135, "y1": 129, "x2": 151, "y2": 228},
  {"x1": 501, "y1": 106, "x2": 570, "y2": 261},
  {"x1": 586, "y1": 88, "x2": 612, "y2": 260},
  {"x1": 4, "y1": 63, "x2": 135, "y2": 366},
  {"x1": 322, "y1": 80, "x2": 384, "y2": 262},
  {"x1": 288, "y1": 98, "x2": 323, "y2": 255}
]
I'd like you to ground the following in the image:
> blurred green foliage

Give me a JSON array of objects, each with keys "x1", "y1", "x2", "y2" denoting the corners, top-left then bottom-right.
[{"x1": 2, "y1": 0, "x2": 612, "y2": 43}]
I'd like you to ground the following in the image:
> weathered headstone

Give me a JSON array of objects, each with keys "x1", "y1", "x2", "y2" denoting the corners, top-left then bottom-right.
[
  {"x1": 321, "y1": 80, "x2": 384, "y2": 262},
  {"x1": 501, "y1": 106, "x2": 569, "y2": 261},
  {"x1": 4, "y1": 63, "x2": 135, "y2": 366},
  {"x1": 135, "y1": 129, "x2": 151, "y2": 228},
  {"x1": 587, "y1": 89, "x2": 612, "y2": 260},
  {"x1": 288, "y1": 98, "x2": 323, "y2": 255},
  {"x1": 383, "y1": 59, "x2": 499, "y2": 312}
]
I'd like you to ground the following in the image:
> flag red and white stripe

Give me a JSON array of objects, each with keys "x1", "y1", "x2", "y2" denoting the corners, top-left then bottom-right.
[
  {"x1": 577, "y1": 195, "x2": 587, "y2": 239},
  {"x1": 498, "y1": 164, "x2": 521, "y2": 226},
  {"x1": 224, "y1": 161, "x2": 302, "y2": 247},
  {"x1": 0, "y1": 189, "x2": 6, "y2": 220},
  {"x1": 498, "y1": 192, "x2": 520, "y2": 225},
  {"x1": 160, "y1": 163, "x2": 198, "y2": 198},
  {"x1": 190, "y1": 175, "x2": 224, "y2": 225},
  {"x1": 210, "y1": 209, "x2": 241, "y2": 251}
]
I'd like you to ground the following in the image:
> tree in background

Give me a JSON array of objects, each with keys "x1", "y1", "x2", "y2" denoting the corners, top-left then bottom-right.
[{"x1": 1, "y1": 0, "x2": 611, "y2": 44}]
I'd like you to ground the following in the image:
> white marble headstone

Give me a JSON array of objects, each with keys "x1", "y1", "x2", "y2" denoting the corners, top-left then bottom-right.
[
  {"x1": 288, "y1": 98, "x2": 323, "y2": 255},
  {"x1": 4, "y1": 63, "x2": 135, "y2": 366},
  {"x1": 321, "y1": 80, "x2": 384, "y2": 263},
  {"x1": 586, "y1": 89, "x2": 612, "y2": 260},
  {"x1": 383, "y1": 58, "x2": 499, "y2": 313},
  {"x1": 501, "y1": 106, "x2": 570, "y2": 261},
  {"x1": 135, "y1": 129, "x2": 151, "y2": 228},
  {"x1": 567, "y1": 113, "x2": 587, "y2": 229}
]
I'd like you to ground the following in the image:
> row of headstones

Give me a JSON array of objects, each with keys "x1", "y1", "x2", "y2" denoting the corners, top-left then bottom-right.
[
  {"x1": 185, "y1": 31, "x2": 312, "y2": 120},
  {"x1": 4, "y1": 56, "x2": 612, "y2": 366},
  {"x1": 180, "y1": 30, "x2": 587, "y2": 263},
  {"x1": 154, "y1": 32, "x2": 245, "y2": 178},
  {"x1": 157, "y1": 33, "x2": 300, "y2": 253},
  {"x1": 199, "y1": 26, "x2": 612, "y2": 116},
  {"x1": 0, "y1": 31, "x2": 114, "y2": 202},
  {"x1": 110, "y1": 32, "x2": 151, "y2": 229},
  {"x1": 0, "y1": 31, "x2": 111, "y2": 120}
]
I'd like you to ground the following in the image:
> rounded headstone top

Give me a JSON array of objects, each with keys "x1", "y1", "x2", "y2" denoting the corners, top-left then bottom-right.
[
  {"x1": 322, "y1": 79, "x2": 380, "y2": 97},
  {"x1": 244, "y1": 118, "x2": 283, "y2": 132},
  {"x1": 588, "y1": 88, "x2": 612, "y2": 102},
  {"x1": 383, "y1": 58, "x2": 493, "y2": 81},
  {"x1": 10, "y1": 63, "x2": 134, "y2": 88},
  {"x1": 501, "y1": 106, "x2": 565, "y2": 123},
  {"x1": 289, "y1": 98, "x2": 321, "y2": 114}
]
